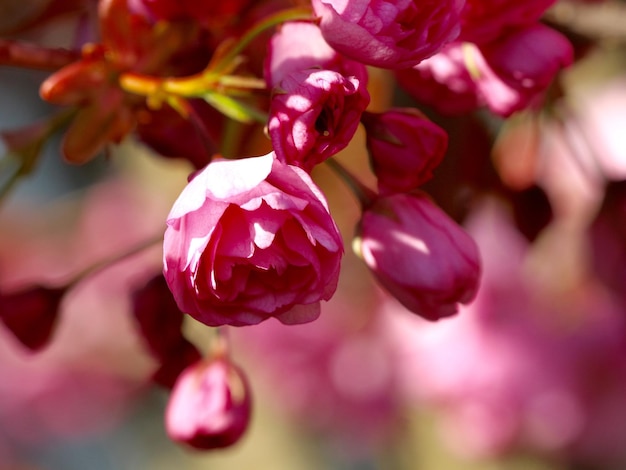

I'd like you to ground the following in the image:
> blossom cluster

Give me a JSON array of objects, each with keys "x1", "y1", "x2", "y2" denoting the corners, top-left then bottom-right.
[{"x1": 0, "y1": 0, "x2": 593, "y2": 460}]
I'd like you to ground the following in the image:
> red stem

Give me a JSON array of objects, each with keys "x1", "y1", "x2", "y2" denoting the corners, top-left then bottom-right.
[{"x1": 0, "y1": 40, "x2": 79, "y2": 71}]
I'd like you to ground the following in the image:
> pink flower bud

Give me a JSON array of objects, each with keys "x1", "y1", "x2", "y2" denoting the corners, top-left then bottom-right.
[
  {"x1": 0, "y1": 285, "x2": 65, "y2": 350},
  {"x1": 397, "y1": 24, "x2": 573, "y2": 118},
  {"x1": 265, "y1": 21, "x2": 367, "y2": 89},
  {"x1": 268, "y1": 68, "x2": 369, "y2": 172},
  {"x1": 311, "y1": 0, "x2": 465, "y2": 69},
  {"x1": 361, "y1": 108, "x2": 448, "y2": 195},
  {"x1": 355, "y1": 192, "x2": 481, "y2": 320},
  {"x1": 165, "y1": 358, "x2": 251, "y2": 449},
  {"x1": 476, "y1": 25, "x2": 573, "y2": 116},
  {"x1": 163, "y1": 152, "x2": 344, "y2": 327},
  {"x1": 131, "y1": 274, "x2": 201, "y2": 388},
  {"x1": 395, "y1": 43, "x2": 481, "y2": 116}
]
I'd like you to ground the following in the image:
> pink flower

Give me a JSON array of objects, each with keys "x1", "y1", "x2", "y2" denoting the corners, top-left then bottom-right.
[
  {"x1": 395, "y1": 43, "x2": 480, "y2": 115},
  {"x1": 0, "y1": 285, "x2": 65, "y2": 351},
  {"x1": 388, "y1": 202, "x2": 626, "y2": 461},
  {"x1": 163, "y1": 152, "x2": 344, "y2": 327},
  {"x1": 475, "y1": 24, "x2": 573, "y2": 116},
  {"x1": 265, "y1": 21, "x2": 367, "y2": 88},
  {"x1": 311, "y1": 0, "x2": 465, "y2": 69},
  {"x1": 459, "y1": 0, "x2": 557, "y2": 45},
  {"x1": 355, "y1": 192, "x2": 481, "y2": 320},
  {"x1": 165, "y1": 358, "x2": 251, "y2": 449},
  {"x1": 361, "y1": 108, "x2": 448, "y2": 195},
  {"x1": 396, "y1": 25, "x2": 573, "y2": 117},
  {"x1": 268, "y1": 68, "x2": 369, "y2": 171}
]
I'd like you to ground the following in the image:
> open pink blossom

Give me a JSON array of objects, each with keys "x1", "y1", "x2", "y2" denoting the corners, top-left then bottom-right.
[
  {"x1": 165, "y1": 357, "x2": 251, "y2": 449},
  {"x1": 361, "y1": 108, "x2": 448, "y2": 195},
  {"x1": 311, "y1": 0, "x2": 465, "y2": 69},
  {"x1": 355, "y1": 192, "x2": 480, "y2": 320},
  {"x1": 163, "y1": 152, "x2": 343, "y2": 327},
  {"x1": 268, "y1": 68, "x2": 369, "y2": 172}
]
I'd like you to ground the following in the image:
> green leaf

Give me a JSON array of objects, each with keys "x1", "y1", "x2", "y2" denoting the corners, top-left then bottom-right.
[{"x1": 203, "y1": 93, "x2": 267, "y2": 124}]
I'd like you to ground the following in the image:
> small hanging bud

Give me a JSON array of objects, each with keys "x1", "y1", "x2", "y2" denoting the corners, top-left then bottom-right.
[
  {"x1": 165, "y1": 357, "x2": 252, "y2": 450},
  {"x1": 0, "y1": 285, "x2": 66, "y2": 351}
]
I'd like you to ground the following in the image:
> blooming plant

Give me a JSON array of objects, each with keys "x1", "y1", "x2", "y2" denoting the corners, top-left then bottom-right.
[{"x1": 2, "y1": 0, "x2": 626, "y2": 468}]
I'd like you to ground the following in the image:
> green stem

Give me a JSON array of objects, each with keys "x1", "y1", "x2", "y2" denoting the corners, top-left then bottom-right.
[
  {"x1": 210, "y1": 6, "x2": 314, "y2": 75},
  {"x1": 325, "y1": 157, "x2": 377, "y2": 209},
  {"x1": 0, "y1": 164, "x2": 22, "y2": 204},
  {"x1": 121, "y1": 7, "x2": 313, "y2": 99}
]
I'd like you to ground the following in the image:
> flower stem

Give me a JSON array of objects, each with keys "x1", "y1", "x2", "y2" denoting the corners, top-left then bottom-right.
[
  {"x1": 65, "y1": 234, "x2": 163, "y2": 290},
  {"x1": 119, "y1": 7, "x2": 313, "y2": 100},
  {"x1": 325, "y1": 157, "x2": 377, "y2": 209},
  {"x1": 209, "y1": 6, "x2": 314, "y2": 75},
  {"x1": 0, "y1": 40, "x2": 79, "y2": 70}
]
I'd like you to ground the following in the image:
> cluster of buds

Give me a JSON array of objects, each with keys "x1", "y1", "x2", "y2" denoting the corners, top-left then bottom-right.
[{"x1": 0, "y1": 0, "x2": 579, "y2": 454}]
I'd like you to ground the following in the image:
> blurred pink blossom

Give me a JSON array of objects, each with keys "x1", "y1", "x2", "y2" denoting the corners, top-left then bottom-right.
[
  {"x1": 232, "y1": 288, "x2": 404, "y2": 452},
  {"x1": 0, "y1": 176, "x2": 168, "y2": 450},
  {"x1": 387, "y1": 201, "x2": 626, "y2": 465}
]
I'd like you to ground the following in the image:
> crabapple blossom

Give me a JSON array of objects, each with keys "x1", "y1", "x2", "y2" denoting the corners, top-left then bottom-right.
[
  {"x1": 476, "y1": 24, "x2": 573, "y2": 116},
  {"x1": 396, "y1": 24, "x2": 573, "y2": 117},
  {"x1": 165, "y1": 357, "x2": 252, "y2": 450},
  {"x1": 163, "y1": 152, "x2": 343, "y2": 327},
  {"x1": 361, "y1": 108, "x2": 448, "y2": 195},
  {"x1": 232, "y1": 289, "x2": 404, "y2": 451},
  {"x1": 354, "y1": 192, "x2": 480, "y2": 320},
  {"x1": 311, "y1": 0, "x2": 465, "y2": 69},
  {"x1": 0, "y1": 0, "x2": 612, "y2": 461},
  {"x1": 268, "y1": 68, "x2": 369, "y2": 171},
  {"x1": 389, "y1": 202, "x2": 626, "y2": 462}
]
